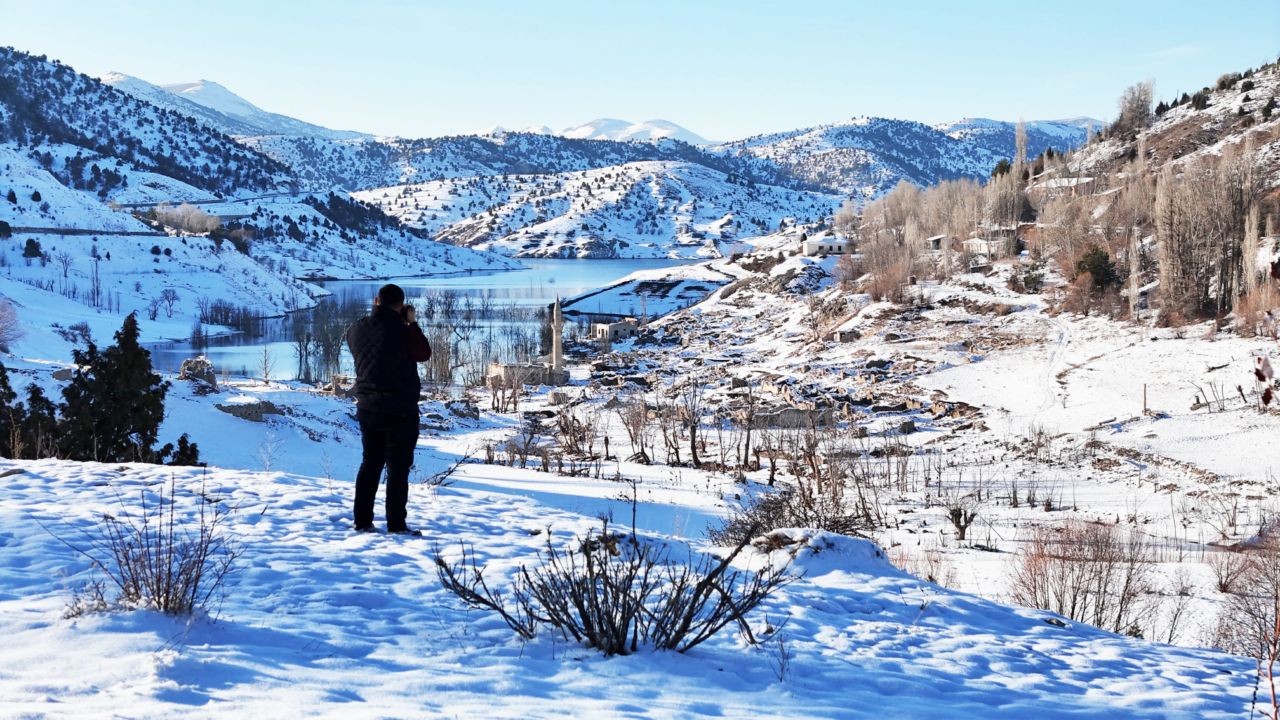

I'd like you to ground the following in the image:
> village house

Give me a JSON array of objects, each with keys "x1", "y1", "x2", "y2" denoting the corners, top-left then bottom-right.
[
  {"x1": 591, "y1": 318, "x2": 640, "y2": 343},
  {"x1": 802, "y1": 237, "x2": 852, "y2": 257},
  {"x1": 962, "y1": 237, "x2": 998, "y2": 257}
]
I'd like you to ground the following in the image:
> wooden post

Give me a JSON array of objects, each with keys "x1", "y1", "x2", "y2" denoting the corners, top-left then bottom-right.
[{"x1": 1143, "y1": 384, "x2": 1147, "y2": 415}]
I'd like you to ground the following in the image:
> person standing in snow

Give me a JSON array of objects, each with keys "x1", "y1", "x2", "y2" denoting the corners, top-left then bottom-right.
[{"x1": 345, "y1": 283, "x2": 431, "y2": 534}]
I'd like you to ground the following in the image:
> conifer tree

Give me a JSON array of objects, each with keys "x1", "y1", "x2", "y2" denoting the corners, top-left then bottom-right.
[
  {"x1": 21, "y1": 384, "x2": 59, "y2": 459},
  {"x1": 59, "y1": 313, "x2": 170, "y2": 462}
]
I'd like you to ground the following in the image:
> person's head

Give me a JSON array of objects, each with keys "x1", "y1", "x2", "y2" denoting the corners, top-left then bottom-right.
[{"x1": 375, "y1": 283, "x2": 406, "y2": 311}]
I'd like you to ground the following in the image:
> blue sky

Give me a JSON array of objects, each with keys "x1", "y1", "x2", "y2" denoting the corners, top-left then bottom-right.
[{"x1": 1, "y1": 0, "x2": 1276, "y2": 140}]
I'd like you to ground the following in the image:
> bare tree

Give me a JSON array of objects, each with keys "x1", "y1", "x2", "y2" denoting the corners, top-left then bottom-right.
[
  {"x1": 833, "y1": 200, "x2": 860, "y2": 244},
  {"x1": 615, "y1": 393, "x2": 650, "y2": 463},
  {"x1": 259, "y1": 346, "x2": 274, "y2": 385},
  {"x1": 1215, "y1": 535, "x2": 1280, "y2": 719},
  {"x1": 53, "y1": 250, "x2": 73, "y2": 278},
  {"x1": 1113, "y1": 80, "x2": 1154, "y2": 138},
  {"x1": 1014, "y1": 118, "x2": 1028, "y2": 170},
  {"x1": 941, "y1": 486, "x2": 979, "y2": 542},
  {"x1": 680, "y1": 378, "x2": 704, "y2": 469},
  {"x1": 159, "y1": 288, "x2": 180, "y2": 318}
]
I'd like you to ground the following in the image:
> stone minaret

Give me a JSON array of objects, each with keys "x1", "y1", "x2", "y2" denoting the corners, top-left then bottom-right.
[{"x1": 551, "y1": 297, "x2": 564, "y2": 373}]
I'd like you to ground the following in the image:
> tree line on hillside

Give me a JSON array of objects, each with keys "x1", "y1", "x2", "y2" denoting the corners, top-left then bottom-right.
[
  {"x1": 0, "y1": 46, "x2": 289, "y2": 196},
  {"x1": 829, "y1": 60, "x2": 1280, "y2": 329}
]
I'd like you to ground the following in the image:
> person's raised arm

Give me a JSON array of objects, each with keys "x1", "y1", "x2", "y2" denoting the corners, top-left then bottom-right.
[{"x1": 404, "y1": 306, "x2": 431, "y2": 363}]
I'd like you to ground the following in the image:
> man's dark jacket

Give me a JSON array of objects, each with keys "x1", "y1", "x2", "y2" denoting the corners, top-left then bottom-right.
[{"x1": 346, "y1": 306, "x2": 431, "y2": 416}]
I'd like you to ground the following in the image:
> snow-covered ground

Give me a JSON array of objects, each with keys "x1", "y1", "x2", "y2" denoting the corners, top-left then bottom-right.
[{"x1": 0, "y1": 422, "x2": 1252, "y2": 719}]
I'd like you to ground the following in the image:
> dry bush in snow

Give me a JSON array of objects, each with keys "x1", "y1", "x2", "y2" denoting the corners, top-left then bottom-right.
[
  {"x1": 889, "y1": 545, "x2": 956, "y2": 588},
  {"x1": 709, "y1": 478, "x2": 869, "y2": 547},
  {"x1": 436, "y1": 524, "x2": 792, "y2": 656},
  {"x1": 1209, "y1": 549, "x2": 1252, "y2": 594},
  {"x1": 1236, "y1": 285, "x2": 1279, "y2": 338},
  {"x1": 1010, "y1": 520, "x2": 1153, "y2": 636},
  {"x1": 1213, "y1": 533, "x2": 1280, "y2": 718},
  {"x1": 62, "y1": 477, "x2": 240, "y2": 617}
]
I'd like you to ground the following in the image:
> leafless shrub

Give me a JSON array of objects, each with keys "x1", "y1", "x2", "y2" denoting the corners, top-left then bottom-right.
[
  {"x1": 432, "y1": 544, "x2": 539, "y2": 639},
  {"x1": 708, "y1": 480, "x2": 868, "y2": 547},
  {"x1": 1010, "y1": 520, "x2": 1153, "y2": 636},
  {"x1": 556, "y1": 405, "x2": 597, "y2": 458},
  {"x1": 833, "y1": 253, "x2": 863, "y2": 290},
  {"x1": 616, "y1": 393, "x2": 651, "y2": 463},
  {"x1": 889, "y1": 545, "x2": 956, "y2": 588},
  {"x1": 1157, "y1": 568, "x2": 1197, "y2": 645},
  {"x1": 55, "y1": 476, "x2": 240, "y2": 616},
  {"x1": 418, "y1": 451, "x2": 473, "y2": 488},
  {"x1": 1236, "y1": 285, "x2": 1279, "y2": 338},
  {"x1": 63, "y1": 579, "x2": 110, "y2": 619},
  {"x1": 1214, "y1": 534, "x2": 1280, "y2": 717},
  {"x1": 436, "y1": 524, "x2": 793, "y2": 656},
  {"x1": 505, "y1": 416, "x2": 543, "y2": 469},
  {"x1": 1209, "y1": 549, "x2": 1252, "y2": 593}
]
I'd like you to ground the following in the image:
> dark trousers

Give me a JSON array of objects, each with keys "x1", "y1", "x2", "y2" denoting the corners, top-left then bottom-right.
[{"x1": 354, "y1": 408, "x2": 419, "y2": 530}]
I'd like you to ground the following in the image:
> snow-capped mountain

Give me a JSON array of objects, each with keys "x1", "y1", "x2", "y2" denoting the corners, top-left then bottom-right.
[
  {"x1": 354, "y1": 160, "x2": 838, "y2": 259},
  {"x1": 7, "y1": 48, "x2": 1095, "y2": 262},
  {"x1": 102, "y1": 74, "x2": 369, "y2": 141},
  {"x1": 474, "y1": 124, "x2": 554, "y2": 136},
  {"x1": 561, "y1": 118, "x2": 714, "y2": 145},
  {"x1": 0, "y1": 47, "x2": 512, "y2": 280},
  {"x1": 94, "y1": 67, "x2": 1085, "y2": 209}
]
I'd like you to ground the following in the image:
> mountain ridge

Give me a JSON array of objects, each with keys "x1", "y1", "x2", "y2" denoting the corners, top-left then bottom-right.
[{"x1": 102, "y1": 73, "x2": 370, "y2": 141}]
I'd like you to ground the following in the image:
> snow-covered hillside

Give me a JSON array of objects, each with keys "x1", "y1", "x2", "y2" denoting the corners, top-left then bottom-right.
[
  {"x1": 1071, "y1": 60, "x2": 1280, "y2": 188},
  {"x1": 0, "y1": 48, "x2": 516, "y2": 325},
  {"x1": 244, "y1": 131, "x2": 797, "y2": 194},
  {"x1": 191, "y1": 192, "x2": 521, "y2": 279},
  {"x1": 0, "y1": 48, "x2": 293, "y2": 198},
  {"x1": 717, "y1": 116, "x2": 1089, "y2": 200},
  {"x1": 355, "y1": 161, "x2": 838, "y2": 258},
  {"x1": 0, "y1": 143, "x2": 164, "y2": 232},
  {"x1": 561, "y1": 118, "x2": 714, "y2": 145},
  {"x1": 934, "y1": 117, "x2": 1098, "y2": 160}
]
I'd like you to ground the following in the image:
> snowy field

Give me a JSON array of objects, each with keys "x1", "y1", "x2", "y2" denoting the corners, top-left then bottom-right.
[{"x1": 0, "y1": 449, "x2": 1252, "y2": 719}]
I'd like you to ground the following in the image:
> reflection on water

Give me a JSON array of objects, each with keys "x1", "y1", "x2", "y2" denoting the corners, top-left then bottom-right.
[{"x1": 146, "y1": 258, "x2": 687, "y2": 383}]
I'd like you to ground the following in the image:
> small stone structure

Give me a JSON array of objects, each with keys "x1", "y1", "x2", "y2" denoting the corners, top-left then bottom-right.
[
  {"x1": 592, "y1": 318, "x2": 640, "y2": 343},
  {"x1": 178, "y1": 355, "x2": 217, "y2": 390}
]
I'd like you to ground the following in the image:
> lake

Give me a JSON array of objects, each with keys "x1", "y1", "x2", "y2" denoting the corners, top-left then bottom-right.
[{"x1": 146, "y1": 258, "x2": 688, "y2": 383}]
